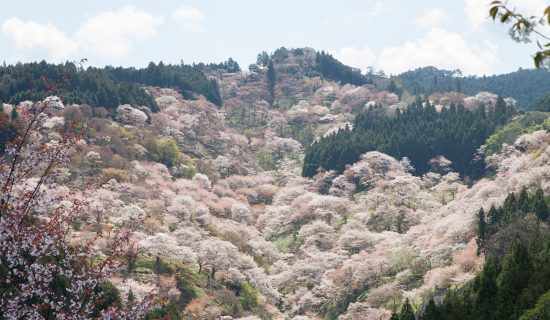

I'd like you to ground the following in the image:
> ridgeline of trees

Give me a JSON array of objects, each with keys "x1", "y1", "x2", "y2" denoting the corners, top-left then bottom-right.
[
  {"x1": 418, "y1": 188, "x2": 550, "y2": 320},
  {"x1": 203, "y1": 57, "x2": 241, "y2": 73},
  {"x1": 314, "y1": 51, "x2": 371, "y2": 86},
  {"x1": 0, "y1": 61, "x2": 158, "y2": 111},
  {"x1": 397, "y1": 66, "x2": 550, "y2": 109},
  {"x1": 302, "y1": 97, "x2": 515, "y2": 178},
  {"x1": 106, "y1": 62, "x2": 222, "y2": 107},
  {"x1": 0, "y1": 61, "x2": 223, "y2": 113}
]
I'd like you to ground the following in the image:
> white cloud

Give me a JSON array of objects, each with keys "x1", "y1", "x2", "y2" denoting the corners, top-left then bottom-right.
[
  {"x1": 76, "y1": 6, "x2": 163, "y2": 59},
  {"x1": 333, "y1": 46, "x2": 377, "y2": 72},
  {"x1": 465, "y1": 0, "x2": 547, "y2": 29},
  {"x1": 415, "y1": 9, "x2": 446, "y2": 28},
  {"x1": 1, "y1": 18, "x2": 77, "y2": 61},
  {"x1": 377, "y1": 28, "x2": 498, "y2": 75},
  {"x1": 172, "y1": 6, "x2": 204, "y2": 33},
  {"x1": 2, "y1": 6, "x2": 163, "y2": 62}
]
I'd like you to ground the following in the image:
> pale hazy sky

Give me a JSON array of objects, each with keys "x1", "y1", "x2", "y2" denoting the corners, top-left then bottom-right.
[{"x1": 0, "y1": 0, "x2": 548, "y2": 75}]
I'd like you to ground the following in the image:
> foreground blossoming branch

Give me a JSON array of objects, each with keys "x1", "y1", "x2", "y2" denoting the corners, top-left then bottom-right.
[{"x1": 0, "y1": 101, "x2": 154, "y2": 319}]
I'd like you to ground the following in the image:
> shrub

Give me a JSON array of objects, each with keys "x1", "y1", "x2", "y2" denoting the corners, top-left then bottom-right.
[
  {"x1": 239, "y1": 281, "x2": 259, "y2": 310},
  {"x1": 101, "y1": 167, "x2": 130, "y2": 184},
  {"x1": 146, "y1": 136, "x2": 183, "y2": 167}
]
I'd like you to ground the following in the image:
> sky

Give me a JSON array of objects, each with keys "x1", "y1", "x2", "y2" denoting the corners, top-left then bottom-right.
[{"x1": 0, "y1": 0, "x2": 548, "y2": 76}]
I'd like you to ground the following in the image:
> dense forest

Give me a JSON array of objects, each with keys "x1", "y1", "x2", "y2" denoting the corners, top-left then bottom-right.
[
  {"x1": 533, "y1": 93, "x2": 550, "y2": 112},
  {"x1": 397, "y1": 66, "x2": 550, "y2": 109},
  {"x1": 0, "y1": 61, "x2": 222, "y2": 113},
  {"x1": 102, "y1": 62, "x2": 222, "y2": 107},
  {"x1": 302, "y1": 97, "x2": 515, "y2": 178},
  {"x1": 314, "y1": 51, "x2": 372, "y2": 86},
  {"x1": 414, "y1": 188, "x2": 550, "y2": 320}
]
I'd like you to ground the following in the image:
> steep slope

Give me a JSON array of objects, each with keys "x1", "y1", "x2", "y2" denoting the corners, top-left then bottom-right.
[{"x1": 4, "y1": 50, "x2": 550, "y2": 319}]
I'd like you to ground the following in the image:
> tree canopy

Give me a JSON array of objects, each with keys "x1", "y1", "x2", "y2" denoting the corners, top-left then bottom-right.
[{"x1": 303, "y1": 97, "x2": 515, "y2": 178}]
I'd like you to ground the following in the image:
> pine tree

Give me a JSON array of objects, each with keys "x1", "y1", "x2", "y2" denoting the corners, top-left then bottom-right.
[
  {"x1": 518, "y1": 187, "x2": 529, "y2": 212},
  {"x1": 474, "y1": 257, "x2": 500, "y2": 319},
  {"x1": 498, "y1": 239, "x2": 533, "y2": 317},
  {"x1": 266, "y1": 59, "x2": 276, "y2": 104},
  {"x1": 422, "y1": 298, "x2": 440, "y2": 320},
  {"x1": 400, "y1": 298, "x2": 415, "y2": 320},
  {"x1": 532, "y1": 188, "x2": 549, "y2": 221},
  {"x1": 127, "y1": 288, "x2": 135, "y2": 307},
  {"x1": 487, "y1": 204, "x2": 500, "y2": 225},
  {"x1": 476, "y1": 208, "x2": 487, "y2": 256}
]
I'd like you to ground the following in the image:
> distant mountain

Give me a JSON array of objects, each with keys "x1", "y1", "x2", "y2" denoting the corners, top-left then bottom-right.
[{"x1": 397, "y1": 66, "x2": 550, "y2": 109}]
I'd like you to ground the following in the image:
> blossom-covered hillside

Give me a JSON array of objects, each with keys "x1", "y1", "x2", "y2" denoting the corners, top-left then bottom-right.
[{"x1": 2, "y1": 50, "x2": 550, "y2": 319}]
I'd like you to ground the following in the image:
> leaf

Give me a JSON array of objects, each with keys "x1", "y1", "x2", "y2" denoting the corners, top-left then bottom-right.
[
  {"x1": 533, "y1": 51, "x2": 550, "y2": 68},
  {"x1": 489, "y1": 6, "x2": 499, "y2": 20},
  {"x1": 534, "y1": 52, "x2": 543, "y2": 68},
  {"x1": 489, "y1": 0, "x2": 501, "y2": 4},
  {"x1": 500, "y1": 12, "x2": 511, "y2": 23},
  {"x1": 545, "y1": 6, "x2": 550, "y2": 24}
]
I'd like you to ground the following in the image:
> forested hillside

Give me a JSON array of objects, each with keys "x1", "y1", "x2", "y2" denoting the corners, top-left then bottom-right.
[
  {"x1": 412, "y1": 188, "x2": 550, "y2": 320},
  {"x1": 303, "y1": 97, "x2": 515, "y2": 178},
  {"x1": 314, "y1": 51, "x2": 372, "y2": 86},
  {"x1": 397, "y1": 66, "x2": 550, "y2": 109},
  {"x1": 0, "y1": 61, "x2": 222, "y2": 112},
  {"x1": 3, "y1": 47, "x2": 550, "y2": 320}
]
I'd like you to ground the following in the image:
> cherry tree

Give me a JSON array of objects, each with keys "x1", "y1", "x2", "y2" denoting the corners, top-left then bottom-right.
[{"x1": 0, "y1": 101, "x2": 152, "y2": 318}]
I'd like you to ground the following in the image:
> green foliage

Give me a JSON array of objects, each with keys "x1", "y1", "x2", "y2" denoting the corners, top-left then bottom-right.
[
  {"x1": 397, "y1": 66, "x2": 550, "y2": 109},
  {"x1": 520, "y1": 291, "x2": 550, "y2": 320},
  {"x1": 0, "y1": 61, "x2": 223, "y2": 112},
  {"x1": 146, "y1": 136, "x2": 183, "y2": 167},
  {"x1": 205, "y1": 57, "x2": 241, "y2": 73},
  {"x1": 387, "y1": 79, "x2": 402, "y2": 96},
  {"x1": 475, "y1": 188, "x2": 550, "y2": 256},
  {"x1": 399, "y1": 298, "x2": 415, "y2": 320},
  {"x1": 127, "y1": 288, "x2": 135, "y2": 307},
  {"x1": 422, "y1": 298, "x2": 441, "y2": 320},
  {"x1": 143, "y1": 301, "x2": 183, "y2": 320},
  {"x1": 256, "y1": 51, "x2": 270, "y2": 67},
  {"x1": 423, "y1": 188, "x2": 550, "y2": 320},
  {"x1": 534, "y1": 94, "x2": 550, "y2": 112},
  {"x1": 175, "y1": 267, "x2": 199, "y2": 308},
  {"x1": 0, "y1": 61, "x2": 158, "y2": 112},
  {"x1": 303, "y1": 99, "x2": 514, "y2": 178},
  {"x1": 92, "y1": 281, "x2": 122, "y2": 317},
  {"x1": 314, "y1": 51, "x2": 370, "y2": 86},
  {"x1": 109, "y1": 61, "x2": 222, "y2": 107},
  {"x1": 239, "y1": 281, "x2": 259, "y2": 310},
  {"x1": 476, "y1": 208, "x2": 487, "y2": 255},
  {"x1": 485, "y1": 112, "x2": 550, "y2": 156}
]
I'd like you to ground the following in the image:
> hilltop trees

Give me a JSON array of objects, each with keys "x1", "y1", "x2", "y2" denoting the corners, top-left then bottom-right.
[
  {"x1": 314, "y1": 51, "x2": 369, "y2": 86},
  {"x1": 0, "y1": 61, "x2": 224, "y2": 112},
  {"x1": 256, "y1": 51, "x2": 270, "y2": 67}
]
